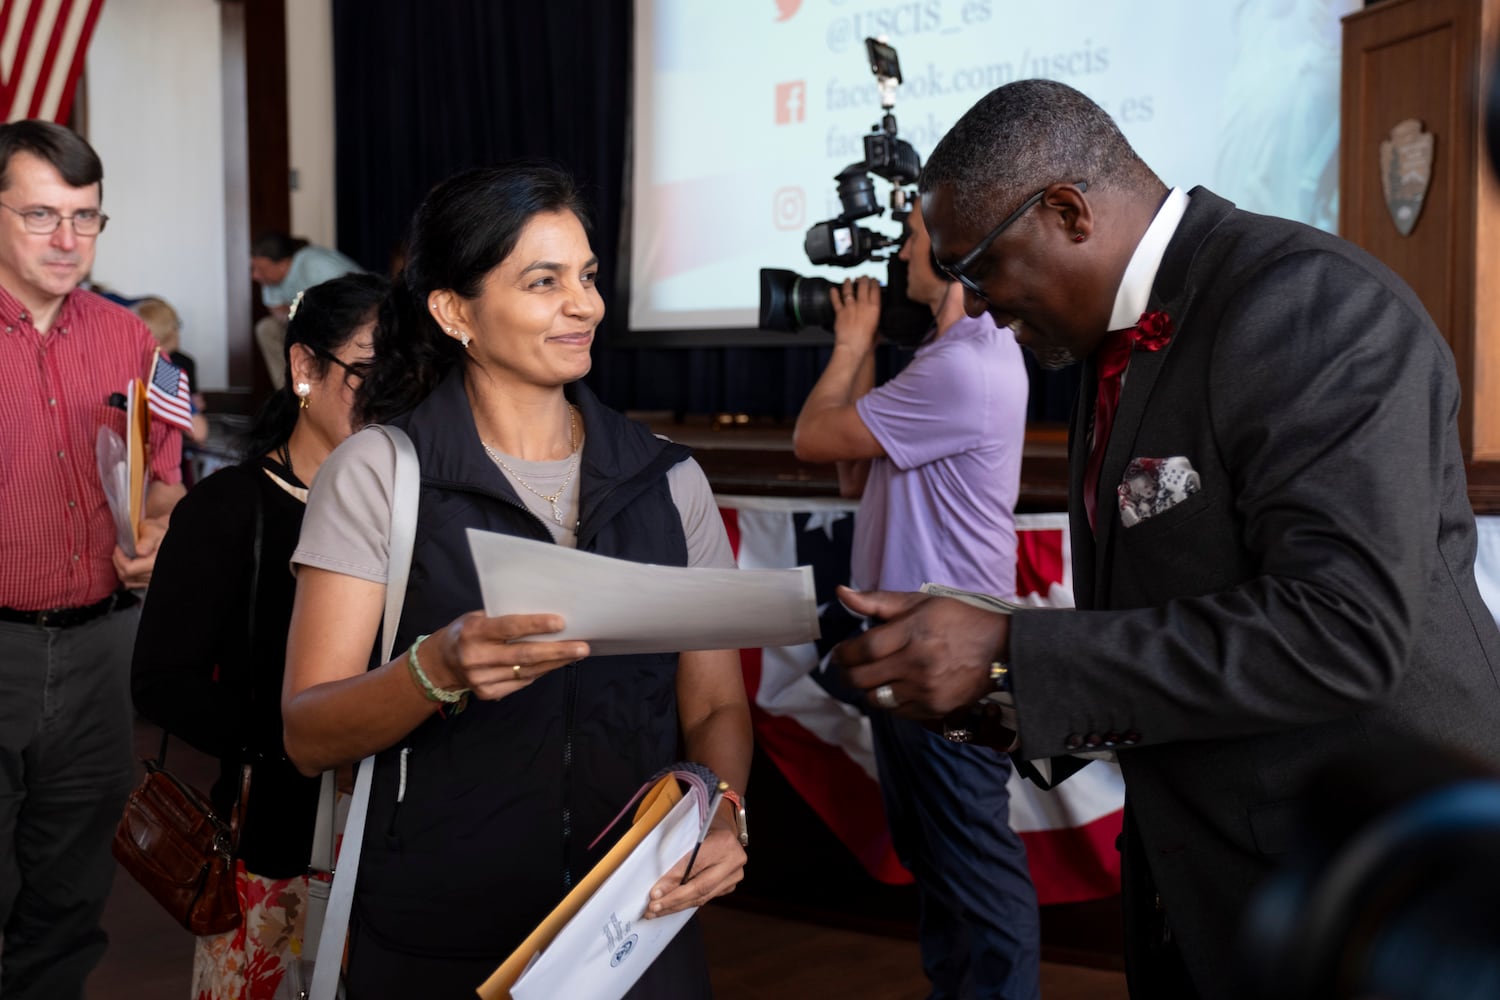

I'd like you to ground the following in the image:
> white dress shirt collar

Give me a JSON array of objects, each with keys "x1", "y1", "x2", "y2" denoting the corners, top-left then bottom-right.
[{"x1": 1107, "y1": 187, "x2": 1190, "y2": 330}]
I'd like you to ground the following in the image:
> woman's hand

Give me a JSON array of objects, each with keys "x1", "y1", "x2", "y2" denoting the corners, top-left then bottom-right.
[
  {"x1": 420, "y1": 611, "x2": 590, "y2": 700},
  {"x1": 644, "y1": 817, "x2": 746, "y2": 919}
]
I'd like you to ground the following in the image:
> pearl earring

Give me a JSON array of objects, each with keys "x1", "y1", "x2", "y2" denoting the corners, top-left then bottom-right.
[{"x1": 296, "y1": 381, "x2": 311, "y2": 410}]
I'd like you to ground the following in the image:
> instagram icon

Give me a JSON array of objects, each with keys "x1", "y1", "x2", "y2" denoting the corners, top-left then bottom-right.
[{"x1": 772, "y1": 187, "x2": 805, "y2": 231}]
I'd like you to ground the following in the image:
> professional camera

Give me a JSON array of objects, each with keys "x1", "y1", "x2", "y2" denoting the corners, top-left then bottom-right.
[{"x1": 760, "y1": 38, "x2": 930, "y2": 345}]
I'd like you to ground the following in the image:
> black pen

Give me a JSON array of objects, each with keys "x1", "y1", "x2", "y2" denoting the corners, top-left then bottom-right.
[{"x1": 680, "y1": 780, "x2": 728, "y2": 885}]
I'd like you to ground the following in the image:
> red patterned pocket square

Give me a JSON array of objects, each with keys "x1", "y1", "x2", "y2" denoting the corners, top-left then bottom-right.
[{"x1": 1117, "y1": 456, "x2": 1201, "y2": 527}]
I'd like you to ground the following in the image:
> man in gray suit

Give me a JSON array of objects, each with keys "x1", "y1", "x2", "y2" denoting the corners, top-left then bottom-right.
[{"x1": 833, "y1": 79, "x2": 1500, "y2": 999}]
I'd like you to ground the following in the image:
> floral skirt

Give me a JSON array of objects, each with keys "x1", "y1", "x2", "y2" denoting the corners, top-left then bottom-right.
[
  {"x1": 194, "y1": 787, "x2": 349, "y2": 999},
  {"x1": 192, "y1": 862, "x2": 312, "y2": 1000}
]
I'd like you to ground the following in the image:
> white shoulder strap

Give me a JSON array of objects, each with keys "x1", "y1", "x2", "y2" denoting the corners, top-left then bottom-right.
[{"x1": 310, "y1": 424, "x2": 420, "y2": 1000}]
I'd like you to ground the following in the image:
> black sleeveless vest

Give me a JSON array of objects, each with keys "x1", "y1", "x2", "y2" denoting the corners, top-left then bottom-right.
[{"x1": 353, "y1": 370, "x2": 692, "y2": 961}]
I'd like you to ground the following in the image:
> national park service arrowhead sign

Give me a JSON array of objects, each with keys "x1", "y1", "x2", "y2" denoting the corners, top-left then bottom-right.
[{"x1": 1380, "y1": 119, "x2": 1434, "y2": 237}]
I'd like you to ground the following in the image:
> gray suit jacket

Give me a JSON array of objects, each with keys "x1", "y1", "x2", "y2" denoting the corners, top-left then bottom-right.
[{"x1": 1008, "y1": 187, "x2": 1500, "y2": 993}]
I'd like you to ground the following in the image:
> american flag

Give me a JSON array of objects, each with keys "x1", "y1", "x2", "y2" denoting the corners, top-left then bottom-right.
[
  {"x1": 721, "y1": 499, "x2": 1125, "y2": 905},
  {"x1": 1, "y1": 0, "x2": 107, "y2": 123},
  {"x1": 146, "y1": 350, "x2": 193, "y2": 433}
]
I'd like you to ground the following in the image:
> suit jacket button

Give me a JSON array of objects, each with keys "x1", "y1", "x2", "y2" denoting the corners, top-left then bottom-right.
[{"x1": 1064, "y1": 733, "x2": 1084, "y2": 750}]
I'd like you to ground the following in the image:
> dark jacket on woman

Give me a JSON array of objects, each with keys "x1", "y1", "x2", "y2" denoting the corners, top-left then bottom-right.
[
  {"x1": 132, "y1": 458, "x2": 322, "y2": 878},
  {"x1": 349, "y1": 371, "x2": 709, "y2": 998}
]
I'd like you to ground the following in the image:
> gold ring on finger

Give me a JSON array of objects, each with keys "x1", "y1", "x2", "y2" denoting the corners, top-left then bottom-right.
[{"x1": 512, "y1": 664, "x2": 522, "y2": 681}]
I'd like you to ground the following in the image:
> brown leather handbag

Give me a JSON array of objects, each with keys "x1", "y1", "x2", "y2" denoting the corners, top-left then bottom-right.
[
  {"x1": 112, "y1": 752, "x2": 249, "y2": 935},
  {"x1": 115, "y1": 476, "x2": 264, "y2": 936}
]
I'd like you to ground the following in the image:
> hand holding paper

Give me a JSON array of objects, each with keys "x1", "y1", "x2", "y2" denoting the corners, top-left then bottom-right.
[
  {"x1": 832, "y1": 586, "x2": 1008, "y2": 719},
  {"x1": 111, "y1": 514, "x2": 167, "y2": 589},
  {"x1": 411, "y1": 610, "x2": 589, "y2": 703},
  {"x1": 647, "y1": 797, "x2": 744, "y2": 919}
]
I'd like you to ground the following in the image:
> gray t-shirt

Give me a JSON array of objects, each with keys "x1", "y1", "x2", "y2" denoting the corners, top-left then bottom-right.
[{"x1": 292, "y1": 425, "x2": 733, "y2": 583}]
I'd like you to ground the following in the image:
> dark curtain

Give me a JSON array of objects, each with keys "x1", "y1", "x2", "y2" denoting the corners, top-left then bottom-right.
[
  {"x1": 330, "y1": 2, "x2": 1079, "y2": 422},
  {"x1": 331, "y1": 0, "x2": 629, "y2": 306}
]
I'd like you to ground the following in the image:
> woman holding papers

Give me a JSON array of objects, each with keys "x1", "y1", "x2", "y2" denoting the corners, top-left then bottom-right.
[
  {"x1": 282, "y1": 163, "x2": 751, "y2": 998},
  {"x1": 131, "y1": 273, "x2": 387, "y2": 999}
]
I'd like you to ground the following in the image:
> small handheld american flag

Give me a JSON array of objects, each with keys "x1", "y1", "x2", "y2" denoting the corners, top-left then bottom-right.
[{"x1": 146, "y1": 351, "x2": 194, "y2": 433}]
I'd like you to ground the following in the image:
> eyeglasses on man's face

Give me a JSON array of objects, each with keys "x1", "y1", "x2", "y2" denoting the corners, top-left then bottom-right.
[
  {"x1": 937, "y1": 180, "x2": 1088, "y2": 301},
  {"x1": 0, "y1": 202, "x2": 109, "y2": 236}
]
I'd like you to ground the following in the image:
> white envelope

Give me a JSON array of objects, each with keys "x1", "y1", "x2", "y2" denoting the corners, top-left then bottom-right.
[
  {"x1": 510, "y1": 791, "x2": 702, "y2": 1000},
  {"x1": 467, "y1": 528, "x2": 819, "y2": 655}
]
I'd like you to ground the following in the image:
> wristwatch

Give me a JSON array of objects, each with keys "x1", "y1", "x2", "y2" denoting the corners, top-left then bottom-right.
[
  {"x1": 940, "y1": 659, "x2": 1019, "y2": 750},
  {"x1": 720, "y1": 789, "x2": 749, "y2": 847},
  {"x1": 988, "y1": 659, "x2": 1011, "y2": 694}
]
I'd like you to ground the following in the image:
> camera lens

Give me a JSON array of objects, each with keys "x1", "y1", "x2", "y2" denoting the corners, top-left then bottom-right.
[{"x1": 759, "y1": 269, "x2": 835, "y2": 332}]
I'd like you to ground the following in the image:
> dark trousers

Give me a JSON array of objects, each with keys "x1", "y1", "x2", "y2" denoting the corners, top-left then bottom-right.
[
  {"x1": 1118, "y1": 807, "x2": 1201, "y2": 1000},
  {"x1": 870, "y1": 712, "x2": 1041, "y2": 1000},
  {"x1": 0, "y1": 608, "x2": 137, "y2": 1000}
]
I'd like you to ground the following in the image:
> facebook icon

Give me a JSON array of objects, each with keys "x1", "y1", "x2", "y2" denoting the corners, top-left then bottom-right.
[{"x1": 775, "y1": 80, "x2": 806, "y2": 125}]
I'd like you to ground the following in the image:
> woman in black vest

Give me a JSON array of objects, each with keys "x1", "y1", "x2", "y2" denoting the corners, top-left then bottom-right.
[{"x1": 282, "y1": 163, "x2": 750, "y2": 998}]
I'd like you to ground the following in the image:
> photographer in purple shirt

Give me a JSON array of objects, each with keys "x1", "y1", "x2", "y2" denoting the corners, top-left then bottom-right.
[{"x1": 794, "y1": 197, "x2": 1036, "y2": 1000}]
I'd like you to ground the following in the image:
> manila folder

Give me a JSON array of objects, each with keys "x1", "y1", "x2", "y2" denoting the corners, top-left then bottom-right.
[{"x1": 478, "y1": 775, "x2": 700, "y2": 1000}]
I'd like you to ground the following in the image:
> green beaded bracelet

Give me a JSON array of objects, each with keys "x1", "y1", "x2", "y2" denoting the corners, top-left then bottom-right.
[{"x1": 407, "y1": 633, "x2": 470, "y2": 708}]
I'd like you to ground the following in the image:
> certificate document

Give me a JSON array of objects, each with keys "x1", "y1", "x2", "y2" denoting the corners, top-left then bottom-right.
[{"x1": 468, "y1": 528, "x2": 819, "y2": 655}]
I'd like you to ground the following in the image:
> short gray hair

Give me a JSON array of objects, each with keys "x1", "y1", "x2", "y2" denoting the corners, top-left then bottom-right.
[{"x1": 920, "y1": 79, "x2": 1159, "y2": 223}]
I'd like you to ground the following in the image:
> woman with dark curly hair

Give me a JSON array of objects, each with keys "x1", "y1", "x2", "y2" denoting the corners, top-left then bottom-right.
[
  {"x1": 132, "y1": 272, "x2": 387, "y2": 999},
  {"x1": 281, "y1": 163, "x2": 749, "y2": 998}
]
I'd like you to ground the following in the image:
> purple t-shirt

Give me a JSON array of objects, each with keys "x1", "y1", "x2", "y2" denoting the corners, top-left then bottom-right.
[{"x1": 851, "y1": 312, "x2": 1028, "y2": 596}]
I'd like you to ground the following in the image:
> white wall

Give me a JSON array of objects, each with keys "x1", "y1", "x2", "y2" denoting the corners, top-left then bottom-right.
[
  {"x1": 286, "y1": 0, "x2": 336, "y2": 248},
  {"x1": 84, "y1": 0, "x2": 229, "y2": 388}
]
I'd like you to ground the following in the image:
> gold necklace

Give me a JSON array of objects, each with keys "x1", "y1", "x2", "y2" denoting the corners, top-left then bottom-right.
[{"x1": 482, "y1": 406, "x2": 580, "y2": 526}]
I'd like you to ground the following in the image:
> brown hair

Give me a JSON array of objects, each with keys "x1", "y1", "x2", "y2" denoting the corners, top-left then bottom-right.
[{"x1": 0, "y1": 120, "x2": 103, "y2": 194}]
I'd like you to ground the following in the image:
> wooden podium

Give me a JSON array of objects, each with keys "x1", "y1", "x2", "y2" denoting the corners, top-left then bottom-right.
[{"x1": 1341, "y1": 0, "x2": 1500, "y2": 510}]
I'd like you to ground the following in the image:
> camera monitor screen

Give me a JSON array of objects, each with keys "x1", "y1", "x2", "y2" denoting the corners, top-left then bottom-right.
[
  {"x1": 832, "y1": 225, "x2": 854, "y2": 258},
  {"x1": 630, "y1": 0, "x2": 1359, "y2": 333},
  {"x1": 867, "y1": 38, "x2": 901, "y2": 84}
]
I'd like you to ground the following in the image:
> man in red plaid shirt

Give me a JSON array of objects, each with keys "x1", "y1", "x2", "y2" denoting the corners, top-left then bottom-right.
[{"x1": 0, "y1": 121, "x2": 184, "y2": 998}]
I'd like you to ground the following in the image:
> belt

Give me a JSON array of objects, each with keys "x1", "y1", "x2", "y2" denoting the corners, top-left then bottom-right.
[{"x1": 0, "y1": 591, "x2": 138, "y2": 629}]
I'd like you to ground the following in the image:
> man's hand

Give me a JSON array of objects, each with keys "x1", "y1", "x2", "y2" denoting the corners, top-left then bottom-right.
[
  {"x1": 831, "y1": 276, "x2": 881, "y2": 353},
  {"x1": 831, "y1": 586, "x2": 1008, "y2": 718},
  {"x1": 112, "y1": 514, "x2": 170, "y2": 589}
]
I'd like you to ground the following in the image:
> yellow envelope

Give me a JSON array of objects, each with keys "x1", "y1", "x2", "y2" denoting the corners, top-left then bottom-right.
[
  {"x1": 477, "y1": 775, "x2": 684, "y2": 1000},
  {"x1": 126, "y1": 377, "x2": 149, "y2": 546}
]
